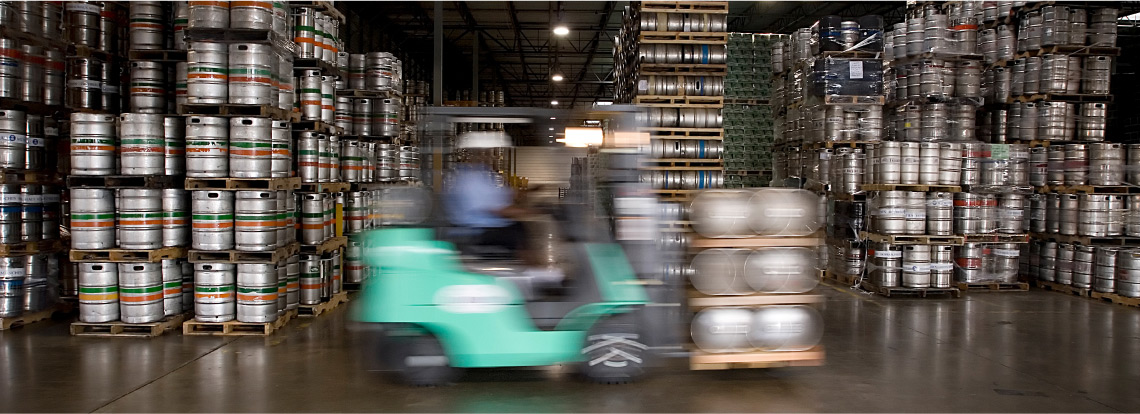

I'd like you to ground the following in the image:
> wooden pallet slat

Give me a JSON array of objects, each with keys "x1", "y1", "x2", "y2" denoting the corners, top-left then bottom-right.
[
  {"x1": 860, "y1": 280, "x2": 961, "y2": 298},
  {"x1": 68, "y1": 246, "x2": 187, "y2": 263},
  {"x1": 638, "y1": 31, "x2": 729, "y2": 44},
  {"x1": 183, "y1": 309, "x2": 298, "y2": 336},
  {"x1": 0, "y1": 307, "x2": 58, "y2": 330},
  {"x1": 291, "y1": 119, "x2": 344, "y2": 135},
  {"x1": 860, "y1": 184, "x2": 963, "y2": 192},
  {"x1": 184, "y1": 176, "x2": 302, "y2": 191},
  {"x1": 188, "y1": 242, "x2": 300, "y2": 264},
  {"x1": 0, "y1": 239, "x2": 64, "y2": 255},
  {"x1": 1012, "y1": 93, "x2": 1113, "y2": 104},
  {"x1": 961, "y1": 233, "x2": 1031, "y2": 244},
  {"x1": 300, "y1": 236, "x2": 347, "y2": 255},
  {"x1": 298, "y1": 291, "x2": 350, "y2": 317},
  {"x1": 127, "y1": 49, "x2": 188, "y2": 62},
  {"x1": 860, "y1": 232, "x2": 965, "y2": 246},
  {"x1": 690, "y1": 346, "x2": 825, "y2": 370},
  {"x1": 957, "y1": 281, "x2": 1030, "y2": 292},
  {"x1": 1090, "y1": 290, "x2": 1140, "y2": 308},
  {"x1": 1027, "y1": 233, "x2": 1140, "y2": 246},
  {"x1": 638, "y1": 63, "x2": 728, "y2": 75},
  {"x1": 1035, "y1": 280, "x2": 1092, "y2": 297},
  {"x1": 298, "y1": 182, "x2": 351, "y2": 193},
  {"x1": 67, "y1": 174, "x2": 182, "y2": 189},
  {"x1": 178, "y1": 103, "x2": 295, "y2": 121},
  {"x1": 69, "y1": 313, "x2": 189, "y2": 337},
  {"x1": 821, "y1": 95, "x2": 886, "y2": 105},
  {"x1": 633, "y1": 95, "x2": 724, "y2": 107},
  {"x1": 639, "y1": 1, "x2": 729, "y2": 14},
  {"x1": 1041, "y1": 184, "x2": 1138, "y2": 195}
]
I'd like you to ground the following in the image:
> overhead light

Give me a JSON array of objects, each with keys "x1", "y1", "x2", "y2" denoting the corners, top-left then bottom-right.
[
  {"x1": 553, "y1": 26, "x2": 570, "y2": 36},
  {"x1": 550, "y1": 117, "x2": 557, "y2": 120},
  {"x1": 551, "y1": 100, "x2": 559, "y2": 106},
  {"x1": 549, "y1": 127, "x2": 554, "y2": 131},
  {"x1": 595, "y1": 101, "x2": 613, "y2": 106},
  {"x1": 562, "y1": 127, "x2": 604, "y2": 147},
  {"x1": 551, "y1": 74, "x2": 564, "y2": 82}
]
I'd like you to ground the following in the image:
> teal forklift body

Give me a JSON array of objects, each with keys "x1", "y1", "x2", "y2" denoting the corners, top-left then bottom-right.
[{"x1": 351, "y1": 228, "x2": 648, "y2": 368}]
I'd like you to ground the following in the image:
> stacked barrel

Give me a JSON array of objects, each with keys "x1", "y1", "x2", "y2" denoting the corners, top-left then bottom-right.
[
  {"x1": 614, "y1": 1, "x2": 728, "y2": 201},
  {"x1": 0, "y1": 2, "x2": 71, "y2": 321},
  {"x1": 722, "y1": 33, "x2": 777, "y2": 188},
  {"x1": 178, "y1": 1, "x2": 300, "y2": 325},
  {"x1": 685, "y1": 188, "x2": 826, "y2": 369}
]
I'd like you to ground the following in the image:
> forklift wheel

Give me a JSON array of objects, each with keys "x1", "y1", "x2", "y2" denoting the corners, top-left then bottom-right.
[
  {"x1": 383, "y1": 331, "x2": 460, "y2": 386},
  {"x1": 579, "y1": 324, "x2": 648, "y2": 384}
]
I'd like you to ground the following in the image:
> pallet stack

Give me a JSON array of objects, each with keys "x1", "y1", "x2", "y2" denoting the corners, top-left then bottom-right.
[
  {"x1": 686, "y1": 188, "x2": 826, "y2": 370},
  {"x1": 615, "y1": 1, "x2": 729, "y2": 202},
  {"x1": 723, "y1": 33, "x2": 778, "y2": 188},
  {"x1": 0, "y1": 3, "x2": 70, "y2": 329}
]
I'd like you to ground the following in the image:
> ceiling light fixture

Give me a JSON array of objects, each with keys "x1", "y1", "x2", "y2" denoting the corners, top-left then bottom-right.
[
  {"x1": 551, "y1": 74, "x2": 564, "y2": 82},
  {"x1": 553, "y1": 26, "x2": 570, "y2": 36},
  {"x1": 551, "y1": 100, "x2": 559, "y2": 106}
]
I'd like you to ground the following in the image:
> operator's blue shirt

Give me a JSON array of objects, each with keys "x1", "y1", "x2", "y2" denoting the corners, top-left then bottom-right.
[{"x1": 446, "y1": 164, "x2": 512, "y2": 228}]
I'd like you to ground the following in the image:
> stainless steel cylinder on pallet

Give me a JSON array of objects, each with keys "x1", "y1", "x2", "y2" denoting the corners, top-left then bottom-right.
[
  {"x1": 194, "y1": 262, "x2": 235, "y2": 322},
  {"x1": 117, "y1": 189, "x2": 163, "y2": 249}
]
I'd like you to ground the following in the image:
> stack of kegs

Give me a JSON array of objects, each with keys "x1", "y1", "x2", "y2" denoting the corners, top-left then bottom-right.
[
  {"x1": 1, "y1": 253, "x2": 62, "y2": 318},
  {"x1": 190, "y1": 190, "x2": 293, "y2": 252},
  {"x1": 78, "y1": 260, "x2": 193, "y2": 324}
]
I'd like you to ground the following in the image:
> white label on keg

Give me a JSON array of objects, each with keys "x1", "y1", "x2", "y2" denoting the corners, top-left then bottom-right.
[
  {"x1": 929, "y1": 262, "x2": 954, "y2": 271},
  {"x1": 4, "y1": 134, "x2": 25, "y2": 144},
  {"x1": 876, "y1": 250, "x2": 902, "y2": 258},
  {"x1": 879, "y1": 207, "x2": 906, "y2": 216},
  {"x1": 827, "y1": 116, "x2": 843, "y2": 124},
  {"x1": 1004, "y1": 210, "x2": 1024, "y2": 219},
  {"x1": 1011, "y1": 150, "x2": 1028, "y2": 159},
  {"x1": 902, "y1": 157, "x2": 920, "y2": 164},
  {"x1": 843, "y1": 168, "x2": 861, "y2": 174},
  {"x1": 819, "y1": 152, "x2": 831, "y2": 160},
  {"x1": 880, "y1": 156, "x2": 900, "y2": 164},
  {"x1": 994, "y1": 248, "x2": 1020, "y2": 257},
  {"x1": 637, "y1": 79, "x2": 648, "y2": 92},
  {"x1": 903, "y1": 262, "x2": 930, "y2": 272},
  {"x1": 27, "y1": 137, "x2": 44, "y2": 147},
  {"x1": 22, "y1": 194, "x2": 42, "y2": 204},
  {"x1": 906, "y1": 211, "x2": 927, "y2": 219},
  {"x1": 104, "y1": 85, "x2": 120, "y2": 94},
  {"x1": 43, "y1": 194, "x2": 59, "y2": 203},
  {"x1": 0, "y1": 194, "x2": 19, "y2": 204},
  {"x1": 68, "y1": 79, "x2": 101, "y2": 89},
  {"x1": 849, "y1": 61, "x2": 864, "y2": 79},
  {"x1": 0, "y1": 267, "x2": 25, "y2": 278},
  {"x1": 66, "y1": 2, "x2": 100, "y2": 13},
  {"x1": 928, "y1": 199, "x2": 953, "y2": 208}
]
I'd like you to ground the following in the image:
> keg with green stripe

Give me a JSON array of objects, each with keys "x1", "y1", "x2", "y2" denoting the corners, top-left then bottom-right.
[
  {"x1": 299, "y1": 254, "x2": 321, "y2": 305},
  {"x1": 234, "y1": 190, "x2": 278, "y2": 251},
  {"x1": 229, "y1": 116, "x2": 272, "y2": 178},
  {"x1": 293, "y1": 8, "x2": 317, "y2": 59},
  {"x1": 298, "y1": 69, "x2": 321, "y2": 121},
  {"x1": 286, "y1": 255, "x2": 299, "y2": 309},
  {"x1": 185, "y1": 115, "x2": 229, "y2": 177},
  {"x1": 343, "y1": 191, "x2": 367, "y2": 234},
  {"x1": 270, "y1": 119, "x2": 290, "y2": 178},
  {"x1": 162, "y1": 189, "x2": 189, "y2": 247},
  {"x1": 161, "y1": 259, "x2": 183, "y2": 317},
  {"x1": 164, "y1": 116, "x2": 186, "y2": 175},
  {"x1": 192, "y1": 190, "x2": 234, "y2": 251},
  {"x1": 129, "y1": 61, "x2": 166, "y2": 113},
  {"x1": 119, "y1": 113, "x2": 166, "y2": 175},
  {"x1": 78, "y1": 263, "x2": 118, "y2": 323},
  {"x1": 275, "y1": 260, "x2": 287, "y2": 316},
  {"x1": 345, "y1": 239, "x2": 364, "y2": 284},
  {"x1": 70, "y1": 112, "x2": 116, "y2": 175},
  {"x1": 71, "y1": 188, "x2": 116, "y2": 250},
  {"x1": 331, "y1": 249, "x2": 342, "y2": 294},
  {"x1": 320, "y1": 75, "x2": 335, "y2": 123},
  {"x1": 118, "y1": 189, "x2": 163, "y2": 249},
  {"x1": 186, "y1": 41, "x2": 227, "y2": 103},
  {"x1": 175, "y1": 61, "x2": 187, "y2": 106},
  {"x1": 340, "y1": 139, "x2": 365, "y2": 182},
  {"x1": 129, "y1": 2, "x2": 167, "y2": 50},
  {"x1": 285, "y1": 190, "x2": 296, "y2": 244},
  {"x1": 296, "y1": 131, "x2": 320, "y2": 183},
  {"x1": 228, "y1": 43, "x2": 274, "y2": 105},
  {"x1": 180, "y1": 261, "x2": 193, "y2": 313},
  {"x1": 319, "y1": 255, "x2": 332, "y2": 300},
  {"x1": 118, "y1": 263, "x2": 164, "y2": 323},
  {"x1": 275, "y1": 190, "x2": 288, "y2": 247},
  {"x1": 194, "y1": 262, "x2": 235, "y2": 322},
  {"x1": 236, "y1": 263, "x2": 278, "y2": 322}
]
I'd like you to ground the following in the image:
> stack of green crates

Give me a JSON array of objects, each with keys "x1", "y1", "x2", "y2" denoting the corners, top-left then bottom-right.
[
  {"x1": 723, "y1": 103, "x2": 774, "y2": 187},
  {"x1": 725, "y1": 33, "x2": 782, "y2": 101}
]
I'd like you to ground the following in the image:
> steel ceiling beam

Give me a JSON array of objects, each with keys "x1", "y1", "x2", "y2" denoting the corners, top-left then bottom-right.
[
  {"x1": 454, "y1": 1, "x2": 512, "y2": 103},
  {"x1": 569, "y1": 1, "x2": 616, "y2": 107}
]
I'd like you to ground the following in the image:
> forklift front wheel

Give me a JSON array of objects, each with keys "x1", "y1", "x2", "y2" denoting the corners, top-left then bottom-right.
[
  {"x1": 578, "y1": 322, "x2": 648, "y2": 384},
  {"x1": 383, "y1": 329, "x2": 460, "y2": 386}
]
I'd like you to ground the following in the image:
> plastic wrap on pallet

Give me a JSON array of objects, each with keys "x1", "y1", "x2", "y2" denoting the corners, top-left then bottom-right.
[
  {"x1": 809, "y1": 57, "x2": 883, "y2": 97},
  {"x1": 812, "y1": 15, "x2": 884, "y2": 54}
]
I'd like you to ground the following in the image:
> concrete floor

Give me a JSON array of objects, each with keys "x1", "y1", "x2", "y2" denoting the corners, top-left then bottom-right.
[{"x1": 3, "y1": 281, "x2": 1139, "y2": 413}]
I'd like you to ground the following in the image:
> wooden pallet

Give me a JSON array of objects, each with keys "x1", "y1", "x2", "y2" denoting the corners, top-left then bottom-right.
[
  {"x1": 640, "y1": 127, "x2": 724, "y2": 139},
  {"x1": 183, "y1": 28, "x2": 294, "y2": 52},
  {"x1": 338, "y1": 89, "x2": 401, "y2": 99},
  {"x1": 1034, "y1": 280, "x2": 1091, "y2": 297},
  {"x1": 1090, "y1": 291, "x2": 1140, "y2": 308},
  {"x1": 958, "y1": 184, "x2": 1034, "y2": 194},
  {"x1": 0, "y1": 98, "x2": 67, "y2": 118},
  {"x1": 860, "y1": 280, "x2": 961, "y2": 298},
  {"x1": 0, "y1": 27, "x2": 68, "y2": 51},
  {"x1": 0, "y1": 239, "x2": 64, "y2": 255},
  {"x1": 68, "y1": 44, "x2": 114, "y2": 61},
  {"x1": 961, "y1": 234, "x2": 1030, "y2": 244},
  {"x1": 820, "y1": 95, "x2": 886, "y2": 105},
  {"x1": 291, "y1": 119, "x2": 344, "y2": 135},
  {"x1": 691, "y1": 235, "x2": 823, "y2": 249},
  {"x1": 298, "y1": 291, "x2": 349, "y2": 317},
  {"x1": 298, "y1": 182, "x2": 351, "y2": 193},
  {"x1": 824, "y1": 270, "x2": 860, "y2": 286},
  {"x1": 638, "y1": 31, "x2": 729, "y2": 44},
  {"x1": 1027, "y1": 232, "x2": 1140, "y2": 246},
  {"x1": 892, "y1": 51, "x2": 985, "y2": 66},
  {"x1": 639, "y1": 1, "x2": 729, "y2": 13},
  {"x1": 0, "y1": 169, "x2": 60, "y2": 184},
  {"x1": 178, "y1": 103, "x2": 295, "y2": 121},
  {"x1": 183, "y1": 308, "x2": 298, "y2": 336},
  {"x1": 291, "y1": 58, "x2": 341, "y2": 76},
  {"x1": 642, "y1": 159, "x2": 722, "y2": 170},
  {"x1": 860, "y1": 184, "x2": 962, "y2": 192},
  {"x1": 638, "y1": 63, "x2": 727, "y2": 75},
  {"x1": 185, "y1": 176, "x2": 302, "y2": 190},
  {"x1": 67, "y1": 174, "x2": 182, "y2": 189},
  {"x1": 300, "y1": 236, "x2": 347, "y2": 255},
  {"x1": 690, "y1": 346, "x2": 825, "y2": 370},
  {"x1": 69, "y1": 313, "x2": 189, "y2": 337},
  {"x1": 1012, "y1": 93, "x2": 1113, "y2": 104},
  {"x1": 957, "y1": 281, "x2": 1030, "y2": 292},
  {"x1": 1040, "y1": 185, "x2": 1138, "y2": 194},
  {"x1": 127, "y1": 49, "x2": 188, "y2": 62},
  {"x1": 860, "y1": 232, "x2": 964, "y2": 246},
  {"x1": 188, "y1": 243, "x2": 300, "y2": 264},
  {"x1": 70, "y1": 246, "x2": 187, "y2": 263},
  {"x1": 633, "y1": 95, "x2": 724, "y2": 107},
  {"x1": 0, "y1": 307, "x2": 58, "y2": 330}
]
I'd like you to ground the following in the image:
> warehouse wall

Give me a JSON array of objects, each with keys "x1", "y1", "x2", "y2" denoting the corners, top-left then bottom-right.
[{"x1": 512, "y1": 146, "x2": 588, "y2": 199}]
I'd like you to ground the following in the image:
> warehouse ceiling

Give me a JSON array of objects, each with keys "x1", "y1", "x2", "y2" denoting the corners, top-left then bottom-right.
[{"x1": 340, "y1": 1, "x2": 914, "y2": 108}]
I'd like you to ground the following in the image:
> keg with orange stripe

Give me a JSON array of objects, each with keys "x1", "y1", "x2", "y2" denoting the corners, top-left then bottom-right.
[
  {"x1": 186, "y1": 115, "x2": 229, "y2": 177},
  {"x1": 164, "y1": 116, "x2": 186, "y2": 175},
  {"x1": 293, "y1": 7, "x2": 317, "y2": 59},
  {"x1": 188, "y1": 0, "x2": 229, "y2": 29},
  {"x1": 297, "y1": 131, "x2": 321, "y2": 183},
  {"x1": 340, "y1": 139, "x2": 365, "y2": 182},
  {"x1": 161, "y1": 259, "x2": 184, "y2": 317},
  {"x1": 274, "y1": 190, "x2": 288, "y2": 248},
  {"x1": 69, "y1": 112, "x2": 115, "y2": 176},
  {"x1": 234, "y1": 190, "x2": 278, "y2": 251},
  {"x1": 330, "y1": 249, "x2": 342, "y2": 294},
  {"x1": 78, "y1": 263, "x2": 118, "y2": 323},
  {"x1": 71, "y1": 188, "x2": 115, "y2": 250},
  {"x1": 344, "y1": 239, "x2": 365, "y2": 284},
  {"x1": 271, "y1": 119, "x2": 290, "y2": 178},
  {"x1": 129, "y1": 61, "x2": 166, "y2": 113},
  {"x1": 298, "y1": 69, "x2": 321, "y2": 121},
  {"x1": 187, "y1": 42, "x2": 227, "y2": 103},
  {"x1": 194, "y1": 262, "x2": 235, "y2": 322},
  {"x1": 119, "y1": 263, "x2": 164, "y2": 323},
  {"x1": 236, "y1": 263, "x2": 277, "y2": 322},
  {"x1": 286, "y1": 255, "x2": 299, "y2": 309},
  {"x1": 276, "y1": 53, "x2": 293, "y2": 111},
  {"x1": 320, "y1": 75, "x2": 335, "y2": 123},
  {"x1": 275, "y1": 259, "x2": 287, "y2": 316},
  {"x1": 284, "y1": 190, "x2": 296, "y2": 244},
  {"x1": 129, "y1": 2, "x2": 167, "y2": 51},
  {"x1": 230, "y1": 0, "x2": 272, "y2": 30},
  {"x1": 175, "y1": 61, "x2": 188, "y2": 107},
  {"x1": 118, "y1": 189, "x2": 163, "y2": 249},
  {"x1": 335, "y1": 96, "x2": 351, "y2": 133},
  {"x1": 299, "y1": 254, "x2": 321, "y2": 305},
  {"x1": 228, "y1": 43, "x2": 273, "y2": 105},
  {"x1": 299, "y1": 193, "x2": 325, "y2": 245},
  {"x1": 191, "y1": 190, "x2": 234, "y2": 251},
  {"x1": 162, "y1": 188, "x2": 189, "y2": 247},
  {"x1": 173, "y1": 2, "x2": 189, "y2": 50},
  {"x1": 327, "y1": 134, "x2": 340, "y2": 182},
  {"x1": 120, "y1": 113, "x2": 166, "y2": 175},
  {"x1": 229, "y1": 116, "x2": 272, "y2": 178}
]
